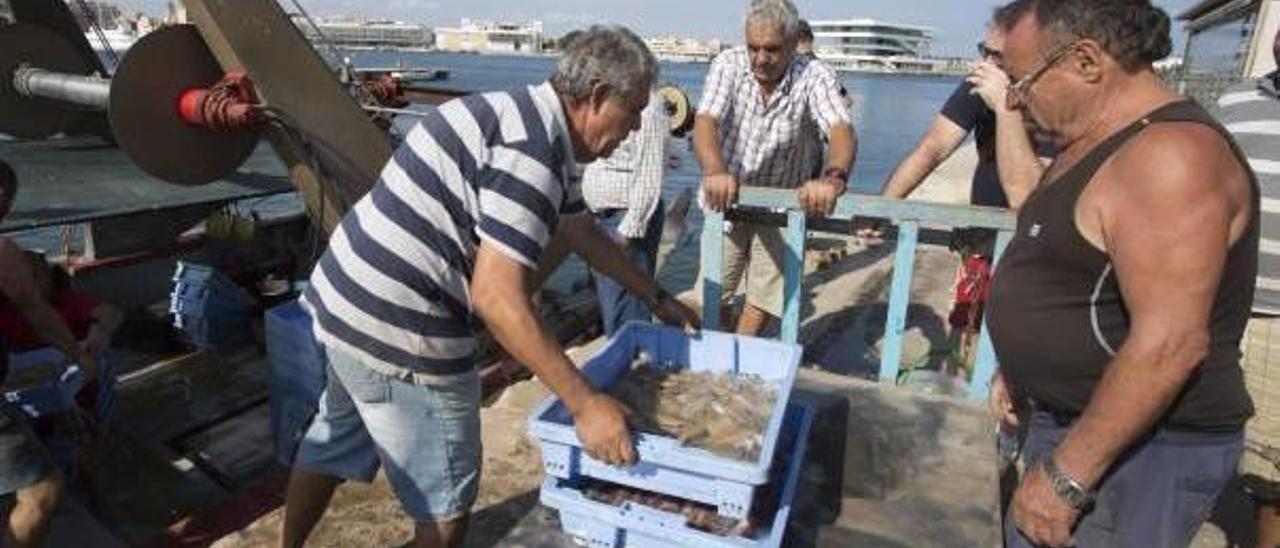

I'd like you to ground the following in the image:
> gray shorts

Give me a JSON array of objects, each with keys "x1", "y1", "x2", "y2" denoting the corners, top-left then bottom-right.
[
  {"x1": 295, "y1": 345, "x2": 481, "y2": 522},
  {"x1": 0, "y1": 399, "x2": 56, "y2": 495},
  {"x1": 1006, "y1": 411, "x2": 1242, "y2": 548}
]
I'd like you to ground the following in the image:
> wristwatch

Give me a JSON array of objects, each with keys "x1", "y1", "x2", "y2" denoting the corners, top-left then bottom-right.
[{"x1": 1042, "y1": 454, "x2": 1096, "y2": 510}]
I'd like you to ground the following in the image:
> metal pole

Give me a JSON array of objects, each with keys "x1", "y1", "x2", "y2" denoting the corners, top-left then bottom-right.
[{"x1": 12, "y1": 66, "x2": 111, "y2": 110}]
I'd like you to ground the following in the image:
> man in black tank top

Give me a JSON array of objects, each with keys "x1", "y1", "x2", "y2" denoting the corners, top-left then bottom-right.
[{"x1": 985, "y1": 2, "x2": 1257, "y2": 547}]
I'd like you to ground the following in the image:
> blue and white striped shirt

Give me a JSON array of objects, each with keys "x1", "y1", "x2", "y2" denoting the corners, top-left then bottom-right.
[{"x1": 302, "y1": 82, "x2": 584, "y2": 383}]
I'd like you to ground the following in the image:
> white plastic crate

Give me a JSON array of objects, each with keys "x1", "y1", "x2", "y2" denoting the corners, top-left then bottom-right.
[
  {"x1": 540, "y1": 402, "x2": 813, "y2": 547},
  {"x1": 529, "y1": 323, "x2": 802, "y2": 519}
]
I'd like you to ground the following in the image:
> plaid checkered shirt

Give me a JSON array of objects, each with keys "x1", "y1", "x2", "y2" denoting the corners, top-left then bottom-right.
[
  {"x1": 582, "y1": 92, "x2": 668, "y2": 238},
  {"x1": 697, "y1": 47, "x2": 851, "y2": 189}
]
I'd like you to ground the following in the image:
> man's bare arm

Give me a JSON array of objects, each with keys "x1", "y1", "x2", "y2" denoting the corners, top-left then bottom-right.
[
  {"x1": 881, "y1": 116, "x2": 969, "y2": 199},
  {"x1": 0, "y1": 239, "x2": 82, "y2": 364},
  {"x1": 1051, "y1": 126, "x2": 1248, "y2": 487}
]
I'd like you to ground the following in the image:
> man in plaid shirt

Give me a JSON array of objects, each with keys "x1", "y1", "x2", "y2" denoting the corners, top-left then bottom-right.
[
  {"x1": 694, "y1": 0, "x2": 856, "y2": 335},
  {"x1": 582, "y1": 92, "x2": 668, "y2": 336}
]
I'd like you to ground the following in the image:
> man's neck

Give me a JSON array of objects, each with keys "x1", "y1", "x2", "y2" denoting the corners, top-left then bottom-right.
[{"x1": 1064, "y1": 71, "x2": 1178, "y2": 155}]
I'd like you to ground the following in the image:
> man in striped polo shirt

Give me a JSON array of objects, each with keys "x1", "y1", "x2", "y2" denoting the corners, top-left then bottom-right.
[
  {"x1": 1220, "y1": 27, "x2": 1280, "y2": 548},
  {"x1": 280, "y1": 26, "x2": 697, "y2": 548}
]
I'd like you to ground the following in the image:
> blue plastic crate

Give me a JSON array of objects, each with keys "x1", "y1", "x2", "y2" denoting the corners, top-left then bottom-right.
[
  {"x1": 528, "y1": 323, "x2": 802, "y2": 519},
  {"x1": 265, "y1": 300, "x2": 327, "y2": 465},
  {"x1": 3, "y1": 347, "x2": 117, "y2": 420},
  {"x1": 540, "y1": 402, "x2": 813, "y2": 548}
]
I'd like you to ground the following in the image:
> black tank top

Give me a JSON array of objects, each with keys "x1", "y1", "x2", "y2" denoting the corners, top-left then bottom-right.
[{"x1": 986, "y1": 100, "x2": 1256, "y2": 432}]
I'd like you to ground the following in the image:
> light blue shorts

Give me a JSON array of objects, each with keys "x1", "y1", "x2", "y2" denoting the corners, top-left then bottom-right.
[{"x1": 295, "y1": 345, "x2": 481, "y2": 522}]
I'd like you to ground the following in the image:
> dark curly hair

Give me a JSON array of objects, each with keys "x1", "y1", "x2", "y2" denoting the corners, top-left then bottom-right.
[{"x1": 996, "y1": 0, "x2": 1172, "y2": 72}]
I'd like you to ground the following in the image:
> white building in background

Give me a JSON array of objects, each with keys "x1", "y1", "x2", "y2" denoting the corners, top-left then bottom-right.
[
  {"x1": 809, "y1": 18, "x2": 941, "y2": 73},
  {"x1": 645, "y1": 36, "x2": 728, "y2": 63},
  {"x1": 290, "y1": 16, "x2": 432, "y2": 49},
  {"x1": 434, "y1": 19, "x2": 544, "y2": 54}
]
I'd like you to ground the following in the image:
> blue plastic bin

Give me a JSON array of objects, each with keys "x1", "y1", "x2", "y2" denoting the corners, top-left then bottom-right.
[
  {"x1": 4, "y1": 347, "x2": 116, "y2": 420},
  {"x1": 540, "y1": 402, "x2": 813, "y2": 548},
  {"x1": 528, "y1": 323, "x2": 802, "y2": 519},
  {"x1": 265, "y1": 300, "x2": 327, "y2": 465},
  {"x1": 169, "y1": 262, "x2": 257, "y2": 351}
]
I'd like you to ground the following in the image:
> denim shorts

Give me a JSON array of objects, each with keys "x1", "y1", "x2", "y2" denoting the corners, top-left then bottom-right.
[
  {"x1": 1005, "y1": 411, "x2": 1242, "y2": 548},
  {"x1": 295, "y1": 345, "x2": 481, "y2": 522},
  {"x1": 0, "y1": 399, "x2": 55, "y2": 495}
]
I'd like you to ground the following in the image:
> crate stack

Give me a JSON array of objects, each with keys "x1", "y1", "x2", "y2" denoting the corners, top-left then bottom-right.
[
  {"x1": 169, "y1": 261, "x2": 257, "y2": 351},
  {"x1": 528, "y1": 323, "x2": 811, "y2": 547}
]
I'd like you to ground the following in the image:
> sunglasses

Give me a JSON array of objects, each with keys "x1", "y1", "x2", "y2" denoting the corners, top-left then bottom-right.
[
  {"x1": 976, "y1": 41, "x2": 1002, "y2": 60},
  {"x1": 1006, "y1": 41, "x2": 1079, "y2": 110}
]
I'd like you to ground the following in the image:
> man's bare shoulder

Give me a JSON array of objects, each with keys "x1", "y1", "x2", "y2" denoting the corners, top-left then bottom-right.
[{"x1": 1105, "y1": 121, "x2": 1245, "y2": 205}]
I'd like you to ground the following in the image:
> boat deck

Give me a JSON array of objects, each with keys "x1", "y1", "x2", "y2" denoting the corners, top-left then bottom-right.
[{"x1": 0, "y1": 136, "x2": 293, "y2": 233}]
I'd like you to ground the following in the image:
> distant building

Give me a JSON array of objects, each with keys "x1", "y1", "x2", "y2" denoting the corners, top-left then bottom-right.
[
  {"x1": 645, "y1": 36, "x2": 727, "y2": 63},
  {"x1": 290, "y1": 16, "x2": 432, "y2": 49},
  {"x1": 1177, "y1": 0, "x2": 1278, "y2": 103},
  {"x1": 809, "y1": 18, "x2": 940, "y2": 73},
  {"x1": 435, "y1": 19, "x2": 543, "y2": 54}
]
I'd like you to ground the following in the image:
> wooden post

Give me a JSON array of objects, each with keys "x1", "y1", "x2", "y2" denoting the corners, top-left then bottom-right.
[
  {"x1": 878, "y1": 221, "x2": 919, "y2": 385},
  {"x1": 781, "y1": 210, "x2": 806, "y2": 345},
  {"x1": 700, "y1": 211, "x2": 726, "y2": 331},
  {"x1": 181, "y1": 0, "x2": 393, "y2": 234},
  {"x1": 967, "y1": 228, "x2": 1014, "y2": 400}
]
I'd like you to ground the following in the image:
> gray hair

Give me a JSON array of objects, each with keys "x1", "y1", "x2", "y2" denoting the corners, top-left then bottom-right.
[
  {"x1": 551, "y1": 25, "x2": 658, "y2": 104},
  {"x1": 746, "y1": 0, "x2": 800, "y2": 40}
]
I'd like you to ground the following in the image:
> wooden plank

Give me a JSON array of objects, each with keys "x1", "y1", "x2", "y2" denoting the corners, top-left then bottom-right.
[
  {"x1": 736, "y1": 187, "x2": 1016, "y2": 231},
  {"x1": 781, "y1": 210, "x2": 806, "y2": 345},
  {"x1": 181, "y1": 0, "x2": 392, "y2": 233},
  {"x1": 878, "y1": 221, "x2": 919, "y2": 384},
  {"x1": 700, "y1": 210, "x2": 725, "y2": 331},
  {"x1": 967, "y1": 228, "x2": 1015, "y2": 400}
]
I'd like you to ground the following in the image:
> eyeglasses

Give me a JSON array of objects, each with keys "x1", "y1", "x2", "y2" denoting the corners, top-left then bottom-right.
[
  {"x1": 1006, "y1": 41, "x2": 1078, "y2": 111},
  {"x1": 976, "y1": 41, "x2": 1002, "y2": 60}
]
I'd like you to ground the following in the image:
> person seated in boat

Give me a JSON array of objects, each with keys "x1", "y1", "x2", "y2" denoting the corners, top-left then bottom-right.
[
  {"x1": 693, "y1": 0, "x2": 857, "y2": 336},
  {"x1": 0, "y1": 159, "x2": 77, "y2": 548},
  {"x1": 985, "y1": 1, "x2": 1255, "y2": 545},
  {"x1": 0, "y1": 252, "x2": 122, "y2": 422},
  {"x1": 0, "y1": 252, "x2": 122, "y2": 364},
  {"x1": 279, "y1": 25, "x2": 697, "y2": 548}
]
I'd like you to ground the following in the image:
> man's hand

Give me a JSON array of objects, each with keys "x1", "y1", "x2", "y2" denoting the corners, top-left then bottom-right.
[
  {"x1": 989, "y1": 371, "x2": 1020, "y2": 429},
  {"x1": 652, "y1": 296, "x2": 699, "y2": 331},
  {"x1": 574, "y1": 393, "x2": 636, "y2": 466},
  {"x1": 78, "y1": 332, "x2": 108, "y2": 381},
  {"x1": 703, "y1": 173, "x2": 739, "y2": 213},
  {"x1": 966, "y1": 60, "x2": 1012, "y2": 113},
  {"x1": 797, "y1": 178, "x2": 845, "y2": 217},
  {"x1": 1012, "y1": 460, "x2": 1081, "y2": 547}
]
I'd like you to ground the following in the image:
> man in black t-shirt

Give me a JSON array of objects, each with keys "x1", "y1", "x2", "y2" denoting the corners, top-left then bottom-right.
[{"x1": 879, "y1": 23, "x2": 1044, "y2": 209}]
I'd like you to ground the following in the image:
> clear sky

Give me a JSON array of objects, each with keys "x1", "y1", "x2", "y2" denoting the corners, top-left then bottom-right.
[{"x1": 121, "y1": 0, "x2": 1204, "y2": 57}]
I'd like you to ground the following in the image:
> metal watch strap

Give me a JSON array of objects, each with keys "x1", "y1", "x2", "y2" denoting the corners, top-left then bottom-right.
[{"x1": 1043, "y1": 454, "x2": 1095, "y2": 510}]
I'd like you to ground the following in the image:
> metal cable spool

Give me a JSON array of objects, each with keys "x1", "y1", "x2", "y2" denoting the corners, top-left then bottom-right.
[
  {"x1": 0, "y1": 23, "x2": 259, "y2": 185},
  {"x1": 657, "y1": 84, "x2": 694, "y2": 137}
]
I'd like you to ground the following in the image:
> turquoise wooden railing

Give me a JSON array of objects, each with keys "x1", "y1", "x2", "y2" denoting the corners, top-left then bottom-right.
[{"x1": 699, "y1": 188, "x2": 1017, "y2": 400}]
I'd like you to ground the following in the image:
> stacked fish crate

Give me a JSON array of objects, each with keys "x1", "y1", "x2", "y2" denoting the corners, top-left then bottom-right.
[
  {"x1": 169, "y1": 261, "x2": 257, "y2": 351},
  {"x1": 528, "y1": 323, "x2": 811, "y2": 547}
]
